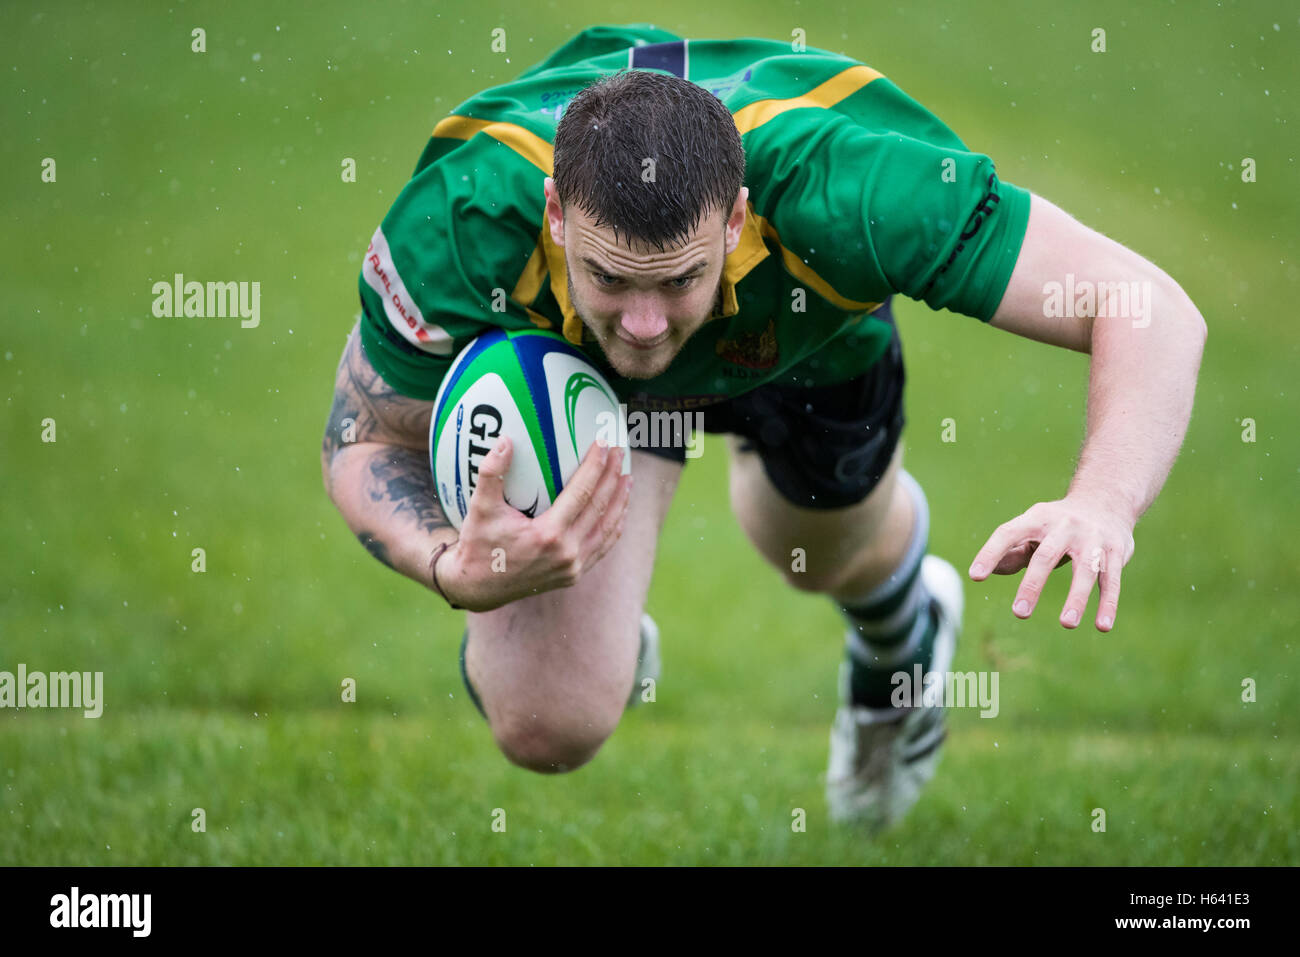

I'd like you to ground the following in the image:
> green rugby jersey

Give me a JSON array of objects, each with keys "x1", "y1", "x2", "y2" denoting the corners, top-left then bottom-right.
[{"x1": 358, "y1": 23, "x2": 1031, "y2": 409}]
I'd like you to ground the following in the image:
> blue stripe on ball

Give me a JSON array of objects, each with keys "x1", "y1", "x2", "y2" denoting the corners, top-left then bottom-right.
[
  {"x1": 432, "y1": 328, "x2": 507, "y2": 439},
  {"x1": 509, "y1": 331, "x2": 581, "y2": 496}
]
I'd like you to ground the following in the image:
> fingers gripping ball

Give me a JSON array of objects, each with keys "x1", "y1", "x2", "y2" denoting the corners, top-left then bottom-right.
[{"x1": 429, "y1": 329, "x2": 631, "y2": 530}]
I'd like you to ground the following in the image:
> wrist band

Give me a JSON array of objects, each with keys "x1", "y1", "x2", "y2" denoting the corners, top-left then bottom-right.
[{"x1": 429, "y1": 542, "x2": 464, "y2": 610}]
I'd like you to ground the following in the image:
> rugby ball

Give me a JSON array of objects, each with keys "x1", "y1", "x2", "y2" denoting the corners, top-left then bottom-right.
[{"x1": 429, "y1": 329, "x2": 629, "y2": 530}]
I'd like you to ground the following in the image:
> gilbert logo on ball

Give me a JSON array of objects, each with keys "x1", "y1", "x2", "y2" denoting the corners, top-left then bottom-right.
[{"x1": 429, "y1": 329, "x2": 630, "y2": 530}]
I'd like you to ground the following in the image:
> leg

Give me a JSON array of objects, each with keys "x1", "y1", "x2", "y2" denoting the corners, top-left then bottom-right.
[
  {"x1": 729, "y1": 422, "x2": 963, "y2": 831},
  {"x1": 716, "y1": 309, "x2": 970, "y2": 829},
  {"x1": 719, "y1": 317, "x2": 937, "y2": 703},
  {"x1": 726, "y1": 437, "x2": 913, "y2": 602},
  {"x1": 728, "y1": 430, "x2": 941, "y2": 700},
  {"x1": 464, "y1": 448, "x2": 682, "y2": 773}
]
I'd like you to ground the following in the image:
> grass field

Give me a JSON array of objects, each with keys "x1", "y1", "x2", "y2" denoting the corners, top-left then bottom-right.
[{"x1": 2, "y1": 0, "x2": 1297, "y2": 865}]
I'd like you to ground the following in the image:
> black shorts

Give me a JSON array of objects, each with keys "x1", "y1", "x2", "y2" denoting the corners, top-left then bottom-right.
[{"x1": 632, "y1": 300, "x2": 906, "y2": 510}]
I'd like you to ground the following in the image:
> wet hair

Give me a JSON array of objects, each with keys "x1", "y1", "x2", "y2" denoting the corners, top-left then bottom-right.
[{"x1": 552, "y1": 69, "x2": 745, "y2": 251}]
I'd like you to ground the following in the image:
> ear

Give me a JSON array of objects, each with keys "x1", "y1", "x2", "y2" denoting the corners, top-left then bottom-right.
[
  {"x1": 724, "y1": 186, "x2": 749, "y2": 255},
  {"x1": 543, "y1": 177, "x2": 565, "y2": 248}
]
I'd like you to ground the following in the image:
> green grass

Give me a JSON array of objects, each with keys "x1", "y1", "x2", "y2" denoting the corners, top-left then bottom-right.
[{"x1": 2, "y1": 0, "x2": 1297, "y2": 865}]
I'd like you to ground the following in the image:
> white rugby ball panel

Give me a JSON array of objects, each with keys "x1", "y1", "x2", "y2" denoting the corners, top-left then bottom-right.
[{"x1": 540, "y1": 350, "x2": 629, "y2": 483}]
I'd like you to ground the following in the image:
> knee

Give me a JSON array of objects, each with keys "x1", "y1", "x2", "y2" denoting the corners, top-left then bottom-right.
[
  {"x1": 492, "y1": 709, "x2": 620, "y2": 774},
  {"x1": 467, "y1": 608, "x2": 643, "y2": 773},
  {"x1": 778, "y1": 555, "x2": 856, "y2": 595}
]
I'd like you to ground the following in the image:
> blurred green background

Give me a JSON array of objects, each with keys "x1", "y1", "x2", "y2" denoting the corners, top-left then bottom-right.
[{"x1": 2, "y1": 0, "x2": 1296, "y2": 864}]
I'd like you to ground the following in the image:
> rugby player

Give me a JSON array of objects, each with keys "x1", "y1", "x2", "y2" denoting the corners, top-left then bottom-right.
[{"x1": 321, "y1": 24, "x2": 1206, "y2": 830}]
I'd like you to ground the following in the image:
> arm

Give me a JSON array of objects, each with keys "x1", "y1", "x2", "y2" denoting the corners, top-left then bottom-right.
[
  {"x1": 969, "y1": 192, "x2": 1208, "y2": 630},
  {"x1": 321, "y1": 321, "x2": 633, "y2": 611},
  {"x1": 320, "y1": 323, "x2": 453, "y2": 584}
]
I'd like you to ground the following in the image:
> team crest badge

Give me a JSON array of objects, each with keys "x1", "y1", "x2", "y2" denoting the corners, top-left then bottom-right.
[{"x1": 716, "y1": 319, "x2": 779, "y2": 369}]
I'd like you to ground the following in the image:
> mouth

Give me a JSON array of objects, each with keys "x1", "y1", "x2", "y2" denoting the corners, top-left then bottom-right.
[{"x1": 615, "y1": 330, "x2": 670, "y2": 351}]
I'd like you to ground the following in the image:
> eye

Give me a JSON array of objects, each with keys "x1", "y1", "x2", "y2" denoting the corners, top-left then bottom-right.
[
  {"x1": 666, "y1": 276, "x2": 696, "y2": 290},
  {"x1": 592, "y1": 272, "x2": 621, "y2": 287}
]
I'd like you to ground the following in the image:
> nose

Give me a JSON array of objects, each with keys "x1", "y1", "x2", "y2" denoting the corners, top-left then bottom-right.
[{"x1": 620, "y1": 309, "x2": 668, "y2": 342}]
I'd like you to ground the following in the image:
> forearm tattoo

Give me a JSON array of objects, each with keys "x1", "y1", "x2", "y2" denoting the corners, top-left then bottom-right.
[
  {"x1": 322, "y1": 330, "x2": 454, "y2": 569},
  {"x1": 355, "y1": 531, "x2": 395, "y2": 570},
  {"x1": 322, "y1": 332, "x2": 433, "y2": 459},
  {"x1": 365, "y1": 446, "x2": 451, "y2": 537}
]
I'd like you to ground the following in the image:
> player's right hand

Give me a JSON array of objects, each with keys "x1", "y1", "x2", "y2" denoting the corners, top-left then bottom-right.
[{"x1": 431, "y1": 435, "x2": 632, "y2": 612}]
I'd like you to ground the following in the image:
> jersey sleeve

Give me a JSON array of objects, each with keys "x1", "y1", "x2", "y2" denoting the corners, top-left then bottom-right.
[
  {"x1": 357, "y1": 137, "x2": 545, "y2": 399},
  {"x1": 852, "y1": 130, "x2": 1032, "y2": 321},
  {"x1": 749, "y1": 86, "x2": 1031, "y2": 322}
]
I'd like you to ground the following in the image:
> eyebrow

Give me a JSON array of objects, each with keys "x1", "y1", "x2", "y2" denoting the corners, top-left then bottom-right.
[{"x1": 580, "y1": 256, "x2": 708, "y2": 282}]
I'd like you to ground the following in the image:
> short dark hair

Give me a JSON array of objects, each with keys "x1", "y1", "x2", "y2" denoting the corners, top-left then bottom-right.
[{"x1": 552, "y1": 69, "x2": 746, "y2": 251}]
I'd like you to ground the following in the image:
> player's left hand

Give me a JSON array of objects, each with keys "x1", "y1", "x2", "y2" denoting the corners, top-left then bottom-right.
[{"x1": 967, "y1": 496, "x2": 1136, "y2": 632}]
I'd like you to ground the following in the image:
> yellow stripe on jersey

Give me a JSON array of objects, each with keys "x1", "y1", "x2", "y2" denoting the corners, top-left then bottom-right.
[
  {"x1": 511, "y1": 241, "x2": 553, "y2": 329},
  {"x1": 432, "y1": 115, "x2": 555, "y2": 175},
  {"x1": 746, "y1": 207, "x2": 881, "y2": 313},
  {"x1": 731, "y1": 64, "x2": 883, "y2": 135}
]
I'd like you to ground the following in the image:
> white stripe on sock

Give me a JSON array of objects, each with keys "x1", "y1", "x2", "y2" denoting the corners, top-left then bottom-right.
[
  {"x1": 847, "y1": 581, "x2": 927, "y2": 639},
  {"x1": 846, "y1": 599, "x2": 930, "y2": 668}
]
